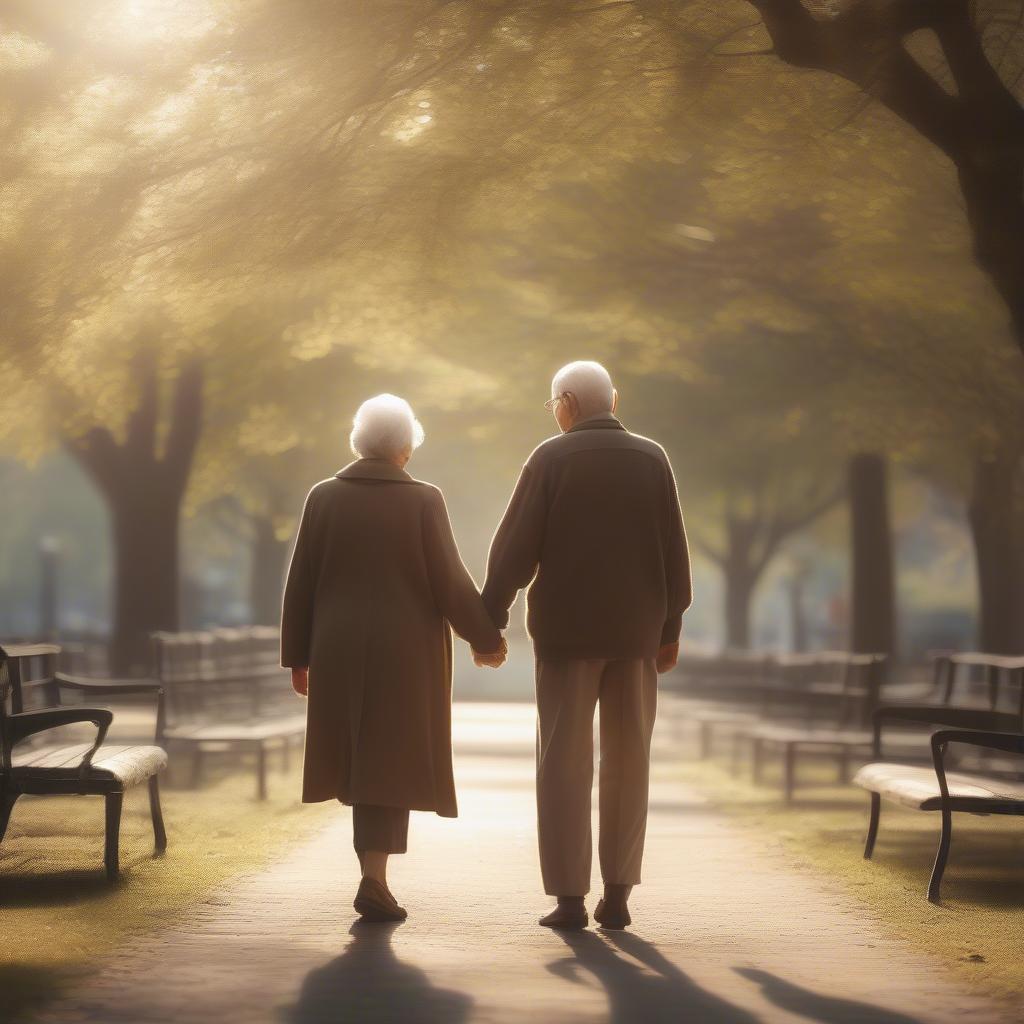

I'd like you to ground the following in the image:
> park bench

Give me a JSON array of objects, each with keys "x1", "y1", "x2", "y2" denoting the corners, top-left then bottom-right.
[
  {"x1": 0, "y1": 642, "x2": 168, "y2": 880},
  {"x1": 691, "y1": 652, "x2": 883, "y2": 780},
  {"x1": 684, "y1": 652, "x2": 827, "y2": 763},
  {"x1": 152, "y1": 628, "x2": 304, "y2": 800},
  {"x1": 685, "y1": 652, "x2": 783, "y2": 760},
  {"x1": 741, "y1": 653, "x2": 890, "y2": 801},
  {"x1": 853, "y1": 653, "x2": 1024, "y2": 902}
]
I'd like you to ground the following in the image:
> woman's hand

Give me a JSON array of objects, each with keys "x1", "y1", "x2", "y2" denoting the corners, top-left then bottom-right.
[
  {"x1": 291, "y1": 666, "x2": 309, "y2": 696},
  {"x1": 473, "y1": 636, "x2": 508, "y2": 669}
]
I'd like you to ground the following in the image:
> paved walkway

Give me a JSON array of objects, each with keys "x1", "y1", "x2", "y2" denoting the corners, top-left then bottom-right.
[{"x1": 36, "y1": 702, "x2": 1010, "y2": 1024}]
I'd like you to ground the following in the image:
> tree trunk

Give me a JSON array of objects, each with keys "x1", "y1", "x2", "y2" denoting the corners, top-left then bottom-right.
[
  {"x1": 967, "y1": 453, "x2": 1023, "y2": 655},
  {"x1": 64, "y1": 352, "x2": 203, "y2": 675},
  {"x1": 723, "y1": 564, "x2": 757, "y2": 650},
  {"x1": 38, "y1": 540, "x2": 60, "y2": 641},
  {"x1": 111, "y1": 477, "x2": 182, "y2": 672},
  {"x1": 722, "y1": 516, "x2": 759, "y2": 650},
  {"x1": 250, "y1": 514, "x2": 288, "y2": 626},
  {"x1": 848, "y1": 453, "x2": 896, "y2": 657},
  {"x1": 787, "y1": 574, "x2": 808, "y2": 653}
]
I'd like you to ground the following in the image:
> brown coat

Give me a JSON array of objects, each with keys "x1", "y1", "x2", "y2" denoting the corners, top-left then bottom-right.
[
  {"x1": 482, "y1": 413, "x2": 692, "y2": 660},
  {"x1": 280, "y1": 458, "x2": 502, "y2": 816}
]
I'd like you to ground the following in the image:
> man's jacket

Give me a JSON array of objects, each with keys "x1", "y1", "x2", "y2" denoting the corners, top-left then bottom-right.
[{"x1": 482, "y1": 413, "x2": 692, "y2": 660}]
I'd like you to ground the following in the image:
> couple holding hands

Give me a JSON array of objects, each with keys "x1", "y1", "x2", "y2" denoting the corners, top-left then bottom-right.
[{"x1": 281, "y1": 360, "x2": 692, "y2": 931}]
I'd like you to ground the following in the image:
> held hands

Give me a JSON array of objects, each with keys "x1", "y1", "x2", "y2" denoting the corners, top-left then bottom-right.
[
  {"x1": 656, "y1": 641, "x2": 679, "y2": 675},
  {"x1": 473, "y1": 635, "x2": 508, "y2": 669},
  {"x1": 291, "y1": 666, "x2": 309, "y2": 697}
]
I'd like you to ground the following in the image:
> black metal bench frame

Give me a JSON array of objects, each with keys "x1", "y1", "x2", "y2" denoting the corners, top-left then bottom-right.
[
  {"x1": 1, "y1": 645, "x2": 168, "y2": 880},
  {"x1": 861, "y1": 655, "x2": 1024, "y2": 902},
  {"x1": 925, "y1": 729, "x2": 1024, "y2": 903}
]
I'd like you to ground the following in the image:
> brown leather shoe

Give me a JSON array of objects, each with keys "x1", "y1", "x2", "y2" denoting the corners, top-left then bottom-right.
[
  {"x1": 354, "y1": 877, "x2": 407, "y2": 923},
  {"x1": 539, "y1": 897, "x2": 588, "y2": 930},
  {"x1": 594, "y1": 884, "x2": 631, "y2": 930}
]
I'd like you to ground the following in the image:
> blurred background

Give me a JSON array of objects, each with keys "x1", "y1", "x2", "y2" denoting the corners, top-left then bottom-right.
[
  {"x1": 2, "y1": 0, "x2": 1022, "y2": 690},
  {"x1": 3, "y1": 7, "x2": 1024, "y2": 1019}
]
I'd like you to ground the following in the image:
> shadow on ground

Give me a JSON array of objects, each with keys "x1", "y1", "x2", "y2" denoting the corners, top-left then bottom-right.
[
  {"x1": 864, "y1": 834, "x2": 1024, "y2": 909},
  {"x1": 547, "y1": 931, "x2": 933, "y2": 1024},
  {"x1": 0, "y1": 964, "x2": 80, "y2": 1024},
  {"x1": 281, "y1": 922, "x2": 473, "y2": 1024},
  {"x1": 735, "y1": 967, "x2": 925, "y2": 1024},
  {"x1": 549, "y1": 929, "x2": 758, "y2": 1024},
  {"x1": 0, "y1": 868, "x2": 120, "y2": 908}
]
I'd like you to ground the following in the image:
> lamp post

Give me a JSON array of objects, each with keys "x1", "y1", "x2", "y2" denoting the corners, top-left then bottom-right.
[
  {"x1": 786, "y1": 548, "x2": 814, "y2": 653},
  {"x1": 39, "y1": 534, "x2": 61, "y2": 642}
]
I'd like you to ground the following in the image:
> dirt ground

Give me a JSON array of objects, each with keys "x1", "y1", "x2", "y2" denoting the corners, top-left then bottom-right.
[{"x1": 673, "y1": 751, "x2": 1024, "y2": 1006}]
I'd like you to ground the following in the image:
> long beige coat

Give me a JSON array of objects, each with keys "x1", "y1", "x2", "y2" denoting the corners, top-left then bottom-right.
[{"x1": 280, "y1": 458, "x2": 502, "y2": 816}]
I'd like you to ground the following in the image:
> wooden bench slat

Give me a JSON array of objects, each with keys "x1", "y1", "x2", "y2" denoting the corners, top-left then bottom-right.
[
  {"x1": 13, "y1": 742, "x2": 95, "y2": 769},
  {"x1": 854, "y1": 762, "x2": 1024, "y2": 811},
  {"x1": 10, "y1": 742, "x2": 167, "y2": 787}
]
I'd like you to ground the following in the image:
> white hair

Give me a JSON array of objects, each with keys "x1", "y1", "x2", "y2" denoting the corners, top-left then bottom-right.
[
  {"x1": 551, "y1": 360, "x2": 615, "y2": 418},
  {"x1": 349, "y1": 394, "x2": 425, "y2": 460}
]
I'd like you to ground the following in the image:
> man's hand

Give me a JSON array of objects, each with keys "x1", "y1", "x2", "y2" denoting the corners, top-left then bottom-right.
[
  {"x1": 656, "y1": 642, "x2": 679, "y2": 675},
  {"x1": 291, "y1": 666, "x2": 309, "y2": 697},
  {"x1": 473, "y1": 636, "x2": 508, "y2": 669}
]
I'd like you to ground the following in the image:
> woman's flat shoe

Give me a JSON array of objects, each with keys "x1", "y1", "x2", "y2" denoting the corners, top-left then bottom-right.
[{"x1": 354, "y1": 877, "x2": 408, "y2": 922}]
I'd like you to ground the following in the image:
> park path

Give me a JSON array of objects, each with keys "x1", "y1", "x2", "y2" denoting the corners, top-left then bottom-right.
[{"x1": 35, "y1": 700, "x2": 1010, "y2": 1024}]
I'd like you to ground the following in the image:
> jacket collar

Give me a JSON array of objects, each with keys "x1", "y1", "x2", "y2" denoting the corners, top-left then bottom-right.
[
  {"x1": 567, "y1": 412, "x2": 626, "y2": 433},
  {"x1": 335, "y1": 458, "x2": 418, "y2": 483}
]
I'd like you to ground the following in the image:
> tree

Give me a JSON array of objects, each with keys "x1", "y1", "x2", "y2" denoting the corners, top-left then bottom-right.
[
  {"x1": 848, "y1": 452, "x2": 896, "y2": 654},
  {"x1": 740, "y1": 0, "x2": 1024, "y2": 354},
  {"x1": 3, "y1": 0, "x2": 1021, "y2": 656},
  {"x1": 61, "y1": 349, "x2": 202, "y2": 672}
]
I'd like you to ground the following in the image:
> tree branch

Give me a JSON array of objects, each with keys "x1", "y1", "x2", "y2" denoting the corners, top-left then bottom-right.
[
  {"x1": 689, "y1": 528, "x2": 728, "y2": 566},
  {"x1": 934, "y1": 6, "x2": 1024, "y2": 133},
  {"x1": 747, "y1": 0, "x2": 965, "y2": 157},
  {"x1": 776, "y1": 480, "x2": 845, "y2": 541}
]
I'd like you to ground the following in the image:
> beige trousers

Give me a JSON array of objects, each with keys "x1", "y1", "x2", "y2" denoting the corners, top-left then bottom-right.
[{"x1": 535, "y1": 657, "x2": 658, "y2": 897}]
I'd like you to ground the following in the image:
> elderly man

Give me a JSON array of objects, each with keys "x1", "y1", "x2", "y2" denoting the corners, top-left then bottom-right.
[{"x1": 481, "y1": 360, "x2": 692, "y2": 930}]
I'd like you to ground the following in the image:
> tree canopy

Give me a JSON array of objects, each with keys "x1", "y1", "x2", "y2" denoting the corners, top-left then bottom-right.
[{"x1": 2, "y1": 0, "x2": 1022, "y2": 651}]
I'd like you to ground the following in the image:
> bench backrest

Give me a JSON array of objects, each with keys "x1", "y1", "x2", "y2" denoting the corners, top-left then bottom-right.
[
  {"x1": 151, "y1": 628, "x2": 286, "y2": 724},
  {"x1": 947, "y1": 653, "x2": 1024, "y2": 720},
  {"x1": 0, "y1": 643, "x2": 62, "y2": 771},
  {"x1": 839, "y1": 653, "x2": 888, "y2": 727}
]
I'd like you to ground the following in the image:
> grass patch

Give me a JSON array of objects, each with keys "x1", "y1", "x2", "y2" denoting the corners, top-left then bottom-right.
[
  {"x1": 676, "y1": 753, "x2": 1024, "y2": 1005},
  {"x1": 0, "y1": 755, "x2": 333, "y2": 1023}
]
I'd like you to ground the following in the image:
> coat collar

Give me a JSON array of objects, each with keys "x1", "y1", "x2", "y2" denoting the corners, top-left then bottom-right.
[
  {"x1": 335, "y1": 458, "x2": 418, "y2": 483},
  {"x1": 567, "y1": 412, "x2": 626, "y2": 433}
]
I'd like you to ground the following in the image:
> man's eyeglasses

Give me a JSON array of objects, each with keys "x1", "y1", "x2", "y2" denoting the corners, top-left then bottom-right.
[{"x1": 544, "y1": 392, "x2": 573, "y2": 412}]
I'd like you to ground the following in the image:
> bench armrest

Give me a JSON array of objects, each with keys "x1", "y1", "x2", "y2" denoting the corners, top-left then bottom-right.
[
  {"x1": 9, "y1": 706, "x2": 114, "y2": 744},
  {"x1": 930, "y1": 730, "x2": 1024, "y2": 810},
  {"x1": 8, "y1": 707, "x2": 113, "y2": 785},
  {"x1": 871, "y1": 704, "x2": 1019, "y2": 758},
  {"x1": 54, "y1": 672, "x2": 166, "y2": 744},
  {"x1": 54, "y1": 672, "x2": 161, "y2": 696},
  {"x1": 931, "y1": 729, "x2": 1024, "y2": 758}
]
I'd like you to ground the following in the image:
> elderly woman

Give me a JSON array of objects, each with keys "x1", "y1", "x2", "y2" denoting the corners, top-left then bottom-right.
[{"x1": 280, "y1": 394, "x2": 506, "y2": 922}]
